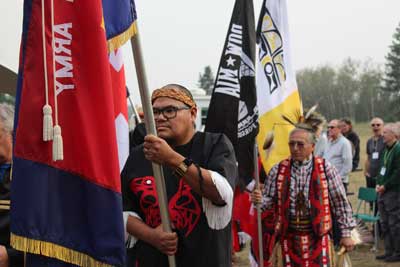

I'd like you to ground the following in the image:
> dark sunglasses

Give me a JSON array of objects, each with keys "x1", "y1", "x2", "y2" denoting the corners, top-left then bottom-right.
[{"x1": 327, "y1": 126, "x2": 336, "y2": 129}]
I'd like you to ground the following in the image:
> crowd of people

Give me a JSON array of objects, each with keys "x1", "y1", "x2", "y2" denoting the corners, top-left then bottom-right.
[
  {"x1": 122, "y1": 85, "x2": 400, "y2": 267},
  {"x1": 247, "y1": 115, "x2": 400, "y2": 266},
  {"x1": 1, "y1": 85, "x2": 400, "y2": 266}
]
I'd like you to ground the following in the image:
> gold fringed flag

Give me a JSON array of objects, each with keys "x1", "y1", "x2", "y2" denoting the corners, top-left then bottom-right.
[
  {"x1": 103, "y1": 0, "x2": 137, "y2": 173},
  {"x1": 11, "y1": 0, "x2": 136, "y2": 266},
  {"x1": 102, "y1": 0, "x2": 137, "y2": 52}
]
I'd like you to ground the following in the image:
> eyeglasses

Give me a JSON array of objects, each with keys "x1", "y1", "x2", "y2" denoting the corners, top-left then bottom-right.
[
  {"x1": 153, "y1": 106, "x2": 190, "y2": 119},
  {"x1": 288, "y1": 141, "x2": 306, "y2": 149},
  {"x1": 371, "y1": 124, "x2": 381, "y2": 127},
  {"x1": 327, "y1": 126, "x2": 336, "y2": 129}
]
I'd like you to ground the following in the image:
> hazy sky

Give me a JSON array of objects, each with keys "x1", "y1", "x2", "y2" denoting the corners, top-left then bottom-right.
[
  {"x1": 1, "y1": 0, "x2": 400, "y2": 103},
  {"x1": 126, "y1": 0, "x2": 400, "y2": 102}
]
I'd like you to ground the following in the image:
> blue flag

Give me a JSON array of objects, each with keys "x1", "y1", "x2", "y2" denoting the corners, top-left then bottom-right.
[
  {"x1": 102, "y1": 0, "x2": 137, "y2": 51},
  {"x1": 11, "y1": 0, "x2": 137, "y2": 266}
]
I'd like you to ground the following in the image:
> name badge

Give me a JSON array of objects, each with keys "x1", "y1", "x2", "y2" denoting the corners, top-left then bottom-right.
[
  {"x1": 380, "y1": 167, "x2": 386, "y2": 176},
  {"x1": 372, "y1": 152, "x2": 379, "y2": 159}
]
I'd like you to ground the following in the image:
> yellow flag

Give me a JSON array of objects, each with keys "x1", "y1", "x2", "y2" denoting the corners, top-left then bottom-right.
[{"x1": 256, "y1": 0, "x2": 302, "y2": 171}]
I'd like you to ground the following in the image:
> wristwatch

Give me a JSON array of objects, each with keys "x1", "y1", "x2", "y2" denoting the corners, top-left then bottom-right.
[{"x1": 174, "y1": 158, "x2": 194, "y2": 177}]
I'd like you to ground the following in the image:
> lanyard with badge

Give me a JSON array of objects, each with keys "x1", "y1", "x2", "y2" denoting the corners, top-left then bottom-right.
[
  {"x1": 372, "y1": 139, "x2": 379, "y2": 159},
  {"x1": 372, "y1": 138, "x2": 382, "y2": 160},
  {"x1": 380, "y1": 142, "x2": 397, "y2": 176}
]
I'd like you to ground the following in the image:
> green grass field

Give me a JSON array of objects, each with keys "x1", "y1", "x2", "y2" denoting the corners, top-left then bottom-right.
[{"x1": 235, "y1": 123, "x2": 400, "y2": 267}]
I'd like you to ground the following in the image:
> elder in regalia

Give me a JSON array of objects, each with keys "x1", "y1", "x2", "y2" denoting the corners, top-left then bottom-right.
[{"x1": 251, "y1": 113, "x2": 356, "y2": 267}]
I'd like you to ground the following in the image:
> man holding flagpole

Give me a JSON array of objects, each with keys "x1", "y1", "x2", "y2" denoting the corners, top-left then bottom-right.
[
  {"x1": 122, "y1": 84, "x2": 237, "y2": 267},
  {"x1": 251, "y1": 119, "x2": 356, "y2": 267},
  {"x1": 249, "y1": 0, "x2": 304, "y2": 264}
]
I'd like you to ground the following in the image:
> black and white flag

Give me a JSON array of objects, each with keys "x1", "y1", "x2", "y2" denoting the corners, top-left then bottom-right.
[{"x1": 205, "y1": 0, "x2": 258, "y2": 187}]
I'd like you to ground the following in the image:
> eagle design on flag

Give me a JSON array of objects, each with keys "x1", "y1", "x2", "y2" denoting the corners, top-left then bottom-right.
[{"x1": 259, "y1": 10, "x2": 286, "y2": 94}]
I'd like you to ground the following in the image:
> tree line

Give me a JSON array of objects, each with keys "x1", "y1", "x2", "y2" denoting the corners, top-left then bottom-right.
[
  {"x1": 198, "y1": 22, "x2": 400, "y2": 123},
  {"x1": 198, "y1": 59, "x2": 394, "y2": 123},
  {"x1": 298, "y1": 22, "x2": 400, "y2": 122},
  {"x1": 297, "y1": 58, "x2": 389, "y2": 122}
]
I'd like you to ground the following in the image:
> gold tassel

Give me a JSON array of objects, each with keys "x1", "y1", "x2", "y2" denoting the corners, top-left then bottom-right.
[
  {"x1": 107, "y1": 21, "x2": 137, "y2": 52},
  {"x1": 42, "y1": 104, "x2": 53, "y2": 141},
  {"x1": 11, "y1": 234, "x2": 112, "y2": 267},
  {"x1": 52, "y1": 125, "x2": 63, "y2": 161}
]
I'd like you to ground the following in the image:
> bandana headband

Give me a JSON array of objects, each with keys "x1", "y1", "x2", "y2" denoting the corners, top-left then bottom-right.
[{"x1": 151, "y1": 88, "x2": 196, "y2": 108}]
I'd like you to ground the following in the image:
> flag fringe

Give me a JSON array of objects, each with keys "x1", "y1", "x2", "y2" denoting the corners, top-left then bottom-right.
[
  {"x1": 107, "y1": 21, "x2": 137, "y2": 52},
  {"x1": 10, "y1": 233, "x2": 112, "y2": 267}
]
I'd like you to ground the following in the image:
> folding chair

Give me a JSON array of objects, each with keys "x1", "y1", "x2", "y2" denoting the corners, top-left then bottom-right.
[{"x1": 353, "y1": 187, "x2": 380, "y2": 251}]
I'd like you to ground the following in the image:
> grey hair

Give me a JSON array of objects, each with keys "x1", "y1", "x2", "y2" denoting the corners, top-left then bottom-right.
[
  {"x1": 370, "y1": 117, "x2": 384, "y2": 125},
  {"x1": 289, "y1": 127, "x2": 317, "y2": 144},
  {"x1": 0, "y1": 103, "x2": 14, "y2": 134},
  {"x1": 385, "y1": 123, "x2": 400, "y2": 139}
]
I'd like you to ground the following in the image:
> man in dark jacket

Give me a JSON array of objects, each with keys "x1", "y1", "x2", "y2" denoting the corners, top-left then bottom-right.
[
  {"x1": 365, "y1": 117, "x2": 385, "y2": 189},
  {"x1": 376, "y1": 123, "x2": 400, "y2": 262},
  {"x1": 0, "y1": 103, "x2": 23, "y2": 267},
  {"x1": 122, "y1": 84, "x2": 237, "y2": 267},
  {"x1": 339, "y1": 118, "x2": 360, "y2": 171}
]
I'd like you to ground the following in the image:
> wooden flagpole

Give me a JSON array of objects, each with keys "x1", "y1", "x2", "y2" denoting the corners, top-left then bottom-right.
[
  {"x1": 130, "y1": 29, "x2": 176, "y2": 267},
  {"x1": 127, "y1": 89, "x2": 142, "y2": 124},
  {"x1": 253, "y1": 143, "x2": 264, "y2": 267}
]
